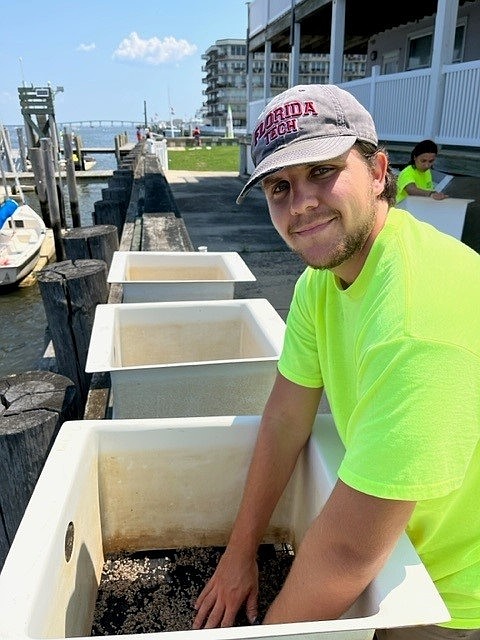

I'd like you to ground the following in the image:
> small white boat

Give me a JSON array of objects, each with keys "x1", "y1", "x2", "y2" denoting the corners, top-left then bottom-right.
[
  {"x1": 70, "y1": 154, "x2": 97, "y2": 171},
  {"x1": 0, "y1": 200, "x2": 47, "y2": 289},
  {"x1": 82, "y1": 155, "x2": 97, "y2": 171}
]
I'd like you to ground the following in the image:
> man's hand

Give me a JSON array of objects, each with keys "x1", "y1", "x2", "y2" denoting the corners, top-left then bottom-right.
[{"x1": 192, "y1": 547, "x2": 259, "y2": 629}]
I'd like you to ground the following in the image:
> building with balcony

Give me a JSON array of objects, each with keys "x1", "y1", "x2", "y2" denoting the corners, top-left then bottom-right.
[
  {"x1": 201, "y1": 38, "x2": 366, "y2": 130},
  {"x1": 241, "y1": 0, "x2": 480, "y2": 251},
  {"x1": 244, "y1": 0, "x2": 480, "y2": 174}
]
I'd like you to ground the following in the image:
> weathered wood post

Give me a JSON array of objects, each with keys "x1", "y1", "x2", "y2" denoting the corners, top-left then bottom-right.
[
  {"x1": 0, "y1": 125, "x2": 14, "y2": 172},
  {"x1": 36, "y1": 259, "x2": 109, "y2": 406},
  {"x1": 28, "y1": 147, "x2": 51, "y2": 227},
  {"x1": 0, "y1": 151, "x2": 9, "y2": 199},
  {"x1": 0, "y1": 370, "x2": 78, "y2": 570},
  {"x1": 73, "y1": 134, "x2": 85, "y2": 170},
  {"x1": 114, "y1": 134, "x2": 126, "y2": 166},
  {"x1": 62, "y1": 224, "x2": 119, "y2": 270},
  {"x1": 62, "y1": 129, "x2": 81, "y2": 227},
  {"x1": 16, "y1": 127, "x2": 28, "y2": 172},
  {"x1": 40, "y1": 137, "x2": 66, "y2": 259},
  {"x1": 93, "y1": 200, "x2": 126, "y2": 238}
]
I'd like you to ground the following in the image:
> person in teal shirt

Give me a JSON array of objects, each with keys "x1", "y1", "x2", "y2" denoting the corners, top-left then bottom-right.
[
  {"x1": 395, "y1": 139, "x2": 449, "y2": 203},
  {"x1": 193, "y1": 85, "x2": 480, "y2": 640}
]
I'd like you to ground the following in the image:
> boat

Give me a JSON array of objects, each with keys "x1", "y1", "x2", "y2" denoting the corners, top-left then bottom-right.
[
  {"x1": 82, "y1": 155, "x2": 97, "y2": 171},
  {"x1": 71, "y1": 153, "x2": 97, "y2": 171},
  {"x1": 0, "y1": 199, "x2": 47, "y2": 289}
]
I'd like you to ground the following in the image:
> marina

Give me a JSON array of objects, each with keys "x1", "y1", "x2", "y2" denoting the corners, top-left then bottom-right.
[{"x1": 0, "y1": 124, "x2": 139, "y2": 379}]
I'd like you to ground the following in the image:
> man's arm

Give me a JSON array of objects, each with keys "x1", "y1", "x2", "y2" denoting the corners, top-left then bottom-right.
[
  {"x1": 193, "y1": 372, "x2": 322, "y2": 629},
  {"x1": 264, "y1": 480, "x2": 416, "y2": 623}
]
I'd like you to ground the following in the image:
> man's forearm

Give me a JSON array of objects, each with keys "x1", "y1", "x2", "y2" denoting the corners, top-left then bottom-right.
[
  {"x1": 263, "y1": 481, "x2": 415, "y2": 624},
  {"x1": 227, "y1": 413, "x2": 306, "y2": 556},
  {"x1": 227, "y1": 376, "x2": 321, "y2": 559}
]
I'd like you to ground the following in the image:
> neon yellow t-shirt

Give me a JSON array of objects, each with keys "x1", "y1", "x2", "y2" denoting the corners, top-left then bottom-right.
[
  {"x1": 278, "y1": 208, "x2": 480, "y2": 629},
  {"x1": 396, "y1": 165, "x2": 434, "y2": 203}
]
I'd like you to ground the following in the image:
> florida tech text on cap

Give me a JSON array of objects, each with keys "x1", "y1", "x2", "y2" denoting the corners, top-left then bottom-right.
[{"x1": 236, "y1": 84, "x2": 378, "y2": 204}]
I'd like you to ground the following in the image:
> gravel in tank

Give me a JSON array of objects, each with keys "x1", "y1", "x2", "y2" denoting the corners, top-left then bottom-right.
[{"x1": 91, "y1": 543, "x2": 295, "y2": 635}]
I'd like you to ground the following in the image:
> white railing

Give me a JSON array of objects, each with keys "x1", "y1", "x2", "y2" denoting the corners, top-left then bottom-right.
[
  {"x1": 341, "y1": 69, "x2": 432, "y2": 143},
  {"x1": 146, "y1": 139, "x2": 168, "y2": 171},
  {"x1": 439, "y1": 60, "x2": 480, "y2": 145},
  {"x1": 247, "y1": 60, "x2": 480, "y2": 148}
]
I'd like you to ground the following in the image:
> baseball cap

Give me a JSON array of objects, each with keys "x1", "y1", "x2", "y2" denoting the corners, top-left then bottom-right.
[{"x1": 236, "y1": 84, "x2": 378, "y2": 204}]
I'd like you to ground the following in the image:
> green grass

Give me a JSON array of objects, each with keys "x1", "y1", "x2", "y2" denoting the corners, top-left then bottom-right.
[{"x1": 167, "y1": 144, "x2": 240, "y2": 171}]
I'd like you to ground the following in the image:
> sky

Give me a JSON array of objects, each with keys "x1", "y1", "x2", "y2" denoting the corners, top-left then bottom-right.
[{"x1": 0, "y1": 0, "x2": 249, "y2": 126}]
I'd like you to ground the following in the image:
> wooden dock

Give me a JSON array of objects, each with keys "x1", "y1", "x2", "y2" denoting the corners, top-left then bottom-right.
[
  {"x1": 3, "y1": 169, "x2": 114, "y2": 186},
  {"x1": 3, "y1": 142, "x2": 136, "y2": 186}
]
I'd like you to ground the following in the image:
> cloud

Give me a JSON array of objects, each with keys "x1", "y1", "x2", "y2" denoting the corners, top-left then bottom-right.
[
  {"x1": 77, "y1": 42, "x2": 96, "y2": 52},
  {"x1": 113, "y1": 32, "x2": 197, "y2": 65}
]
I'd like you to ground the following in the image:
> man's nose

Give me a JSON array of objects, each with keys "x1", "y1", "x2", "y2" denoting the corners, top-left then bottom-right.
[{"x1": 290, "y1": 185, "x2": 320, "y2": 215}]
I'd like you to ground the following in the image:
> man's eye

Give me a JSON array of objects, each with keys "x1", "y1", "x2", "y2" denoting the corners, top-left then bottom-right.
[
  {"x1": 311, "y1": 165, "x2": 332, "y2": 177},
  {"x1": 272, "y1": 181, "x2": 289, "y2": 194}
]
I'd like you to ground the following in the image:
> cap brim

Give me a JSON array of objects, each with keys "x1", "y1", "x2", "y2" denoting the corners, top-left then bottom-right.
[{"x1": 236, "y1": 135, "x2": 357, "y2": 204}]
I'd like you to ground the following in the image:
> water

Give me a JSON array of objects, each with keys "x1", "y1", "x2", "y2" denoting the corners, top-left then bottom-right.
[{"x1": 0, "y1": 124, "x2": 138, "y2": 380}]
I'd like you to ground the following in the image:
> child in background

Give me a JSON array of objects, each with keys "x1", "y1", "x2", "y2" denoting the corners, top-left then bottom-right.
[{"x1": 396, "y1": 139, "x2": 449, "y2": 203}]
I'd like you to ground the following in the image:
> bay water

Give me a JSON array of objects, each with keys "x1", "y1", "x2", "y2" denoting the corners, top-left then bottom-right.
[{"x1": 0, "y1": 124, "x2": 138, "y2": 380}]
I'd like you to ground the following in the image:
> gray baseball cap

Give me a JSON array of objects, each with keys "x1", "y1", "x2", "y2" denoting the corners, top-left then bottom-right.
[{"x1": 236, "y1": 84, "x2": 378, "y2": 204}]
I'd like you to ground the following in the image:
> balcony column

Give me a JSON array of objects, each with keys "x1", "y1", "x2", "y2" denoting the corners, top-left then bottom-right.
[
  {"x1": 329, "y1": 0, "x2": 346, "y2": 84},
  {"x1": 263, "y1": 40, "x2": 272, "y2": 102},
  {"x1": 246, "y1": 50, "x2": 254, "y2": 133},
  {"x1": 425, "y1": 0, "x2": 459, "y2": 139},
  {"x1": 289, "y1": 22, "x2": 301, "y2": 87}
]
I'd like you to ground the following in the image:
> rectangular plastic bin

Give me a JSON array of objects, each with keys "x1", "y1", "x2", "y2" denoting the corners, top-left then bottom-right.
[
  {"x1": 107, "y1": 250, "x2": 256, "y2": 302},
  {"x1": 399, "y1": 195, "x2": 474, "y2": 240},
  {"x1": 85, "y1": 298, "x2": 286, "y2": 418},
  {"x1": 0, "y1": 414, "x2": 450, "y2": 640}
]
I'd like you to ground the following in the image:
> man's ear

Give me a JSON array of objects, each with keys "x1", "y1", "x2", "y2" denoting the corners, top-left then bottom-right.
[{"x1": 372, "y1": 151, "x2": 389, "y2": 196}]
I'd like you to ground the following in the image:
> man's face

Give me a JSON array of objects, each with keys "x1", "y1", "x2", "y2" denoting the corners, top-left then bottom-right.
[{"x1": 261, "y1": 148, "x2": 387, "y2": 284}]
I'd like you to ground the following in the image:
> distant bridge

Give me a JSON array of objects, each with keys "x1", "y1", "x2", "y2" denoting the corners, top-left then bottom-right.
[{"x1": 59, "y1": 120, "x2": 140, "y2": 128}]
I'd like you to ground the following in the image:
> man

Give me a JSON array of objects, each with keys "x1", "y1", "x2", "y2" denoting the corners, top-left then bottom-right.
[
  {"x1": 193, "y1": 126, "x2": 201, "y2": 146},
  {"x1": 192, "y1": 85, "x2": 480, "y2": 639}
]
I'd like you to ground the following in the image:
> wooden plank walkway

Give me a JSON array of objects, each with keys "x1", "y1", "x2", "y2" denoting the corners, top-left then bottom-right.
[{"x1": 4, "y1": 169, "x2": 114, "y2": 185}]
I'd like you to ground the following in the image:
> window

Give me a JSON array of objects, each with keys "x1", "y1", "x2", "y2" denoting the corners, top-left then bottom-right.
[
  {"x1": 406, "y1": 22, "x2": 466, "y2": 70},
  {"x1": 231, "y1": 45, "x2": 246, "y2": 56},
  {"x1": 453, "y1": 20, "x2": 466, "y2": 62},
  {"x1": 407, "y1": 32, "x2": 432, "y2": 69}
]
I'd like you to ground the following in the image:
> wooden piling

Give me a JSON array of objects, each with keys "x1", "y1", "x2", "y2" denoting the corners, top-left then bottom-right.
[
  {"x1": 62, "y1": 129, "x2": 81, "y2": 227},
  {"x1": 62, "y1": 224, "x2": 119, "y2": 269},
  {"x1": 0, "y1": 370, "x2": 79, "y2": 570},
  {"x1": 28, "y1": 147, "x2": 51, "y2": 226},
  {"x1": 36, "y1": 259, "x2": 109, "y2": 406},
  {"x1": 73, "y1": 134, "x2": 85, "y2": 170},
  {"x1": 40, "y1": 138, "x2": 66, "y2": 259},
  {"x1": 114, "y1": 135, "x2": 121, "y2": 166},
  {"x1": 16, "y1": 127, "x2": 28, "y2": 172},
  {"x1": 93, "y1": 200, "x2": 126, "y2": 238}
]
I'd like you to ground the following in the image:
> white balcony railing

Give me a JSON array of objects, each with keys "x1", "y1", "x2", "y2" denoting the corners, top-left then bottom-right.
[{"x1": 248, "y1": 60, "x2": 480, "y2": 148}]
